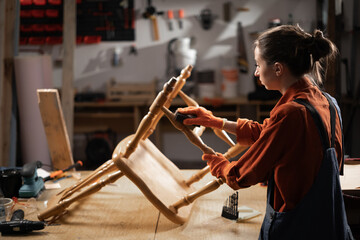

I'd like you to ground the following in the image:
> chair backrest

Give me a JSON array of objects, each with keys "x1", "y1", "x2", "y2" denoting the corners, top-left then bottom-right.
[{"x1": 113, "y1": 134, "x2": 196, "y2": 224}]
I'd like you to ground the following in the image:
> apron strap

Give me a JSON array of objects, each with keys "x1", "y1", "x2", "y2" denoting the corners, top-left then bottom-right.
[
  {"x1": 323, "y1": 92, "x2": 345, "y2": 175},
  {"x1": 293, "y1": 99, "x2": 330, "y2": 150},
  {"x1": 322, "y1": 92, "x2": 345, "y2": 175},
  {"x1": 322, "y1": 93, "x2": 336, "y2": 148}
]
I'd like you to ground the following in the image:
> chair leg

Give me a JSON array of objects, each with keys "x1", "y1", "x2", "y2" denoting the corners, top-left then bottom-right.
[
  {"x1": 223, "y1": 143, "x2": 248, "y2": 160},
  {"x1": 59, "y1": 160, "x2": 118, "y2": 201},
  {"x1": 185, "y1": 166, "x2": 210, "y2": 186},
  {"x1": 169, "y1": 178, "x2": 225, "y2": 214},
  {"x1": 143, "y1": 65, "x2": 193, "y2": 140},
  {"x1": 38, "y1": 170, "x2": 124, "y2": 222},
  {"x1": 122, "y1": 77, "x2": 177, "y2": 159},
  {"x1": 185, "y1": 144, "x2": 248, "y2": 186}
]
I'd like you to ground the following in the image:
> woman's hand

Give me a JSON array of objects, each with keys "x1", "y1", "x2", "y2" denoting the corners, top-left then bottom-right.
[
  {"x1": 202, "y1": 152, "x2": 229, "y2": 179},
  {"x1": 176, "y1": 106, "x2": 224, "y2": 129}
]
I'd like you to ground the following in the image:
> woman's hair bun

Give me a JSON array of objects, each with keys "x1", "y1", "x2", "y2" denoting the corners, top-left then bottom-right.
[{"x1": 307, "y1": 29, "x2": 330, "y2": 62}]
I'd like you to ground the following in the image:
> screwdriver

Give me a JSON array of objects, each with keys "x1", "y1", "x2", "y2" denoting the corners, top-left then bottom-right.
[
  {"x1": 178, "y1": 9, "x2": 184, "y2": 29},
  {"x1": 167, "y1": 10, "x2": 174, "y2": 31},
  {"x1": 43, "y1": 160, "x2": 83, "y2": 182}
]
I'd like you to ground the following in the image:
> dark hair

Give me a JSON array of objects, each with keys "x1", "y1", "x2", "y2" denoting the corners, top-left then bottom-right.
[{"x1": 254, "y1": 25, "x2": 338, "y2": 87}]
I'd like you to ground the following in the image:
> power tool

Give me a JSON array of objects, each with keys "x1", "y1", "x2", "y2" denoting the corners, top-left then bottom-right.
[
  {"x1": 0, "y1": 209, "x2": 46, "y2": 235},
  {"x1": 18, "y1": 161, "x2": 44, "y2": 198}
]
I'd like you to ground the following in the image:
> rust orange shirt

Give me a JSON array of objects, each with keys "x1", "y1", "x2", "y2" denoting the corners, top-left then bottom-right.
[{"x1": 208, "y1": 77, "x2": 343, "y2": 212}]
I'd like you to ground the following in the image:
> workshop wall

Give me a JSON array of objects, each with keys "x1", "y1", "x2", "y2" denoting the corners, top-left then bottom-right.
[
  {"x1": 50, "y1": 0, "x2": 316, "y2": 96},
  {"x1": 59, "y1": 0, "x2": 318, "y2": 165}
]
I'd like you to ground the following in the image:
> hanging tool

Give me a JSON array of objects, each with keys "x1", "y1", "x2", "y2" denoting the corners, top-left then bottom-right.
[
  {"x1": 129, "y1": 44, "x2": 138, "y2": 55},
  {"x1": 142, "y1": 0, "x2": 163, "y2": 41},
  {"x1": 178, "y1": 9, "x2": 184, "y2": 29},
  {"x1": 43, "y1": 160, "x2": 83, "y2": 182},
  {"x1": 167, "y1": 10, "x2": 174, "y2": 31},
  {"x1": 197, "y1": 8, "x2": 216, "y2": 30},
  {"x1": 237, "y1": 22, "x2": 248, "y2": 73},
  {"x1": 223, "y1": 2, "x2": 232, "y2": 22}
]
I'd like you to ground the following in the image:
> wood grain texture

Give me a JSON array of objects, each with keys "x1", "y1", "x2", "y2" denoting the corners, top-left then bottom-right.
[
  {"x1": 0, "y1": 0, "x2": 16, "y2": 167},
  {"x1": 37, "y1": 89, "x2": 74, "y2": 170},
  {"x1": 7, "y1": 170, "x2": 267, "y2": 240}
]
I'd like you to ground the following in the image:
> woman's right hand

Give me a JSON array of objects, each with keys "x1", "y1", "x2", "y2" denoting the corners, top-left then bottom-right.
[{"x1": 176, "y1": 106, "x2": 224, "y2": 129}]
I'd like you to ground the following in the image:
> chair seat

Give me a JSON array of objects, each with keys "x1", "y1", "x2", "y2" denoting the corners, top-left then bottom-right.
[{"x1": 113, "y1": 134, "x2": 196, "y2": 224}]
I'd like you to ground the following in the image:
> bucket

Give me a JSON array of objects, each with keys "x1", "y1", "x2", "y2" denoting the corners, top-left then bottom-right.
[{"x1": 0, "y1": 168, "x2": 22, "y2": 198}]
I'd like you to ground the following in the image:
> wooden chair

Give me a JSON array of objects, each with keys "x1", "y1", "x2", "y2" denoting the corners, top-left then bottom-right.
[{"x1": 38, "y1": 65, "x2": 248, "y2": 224}]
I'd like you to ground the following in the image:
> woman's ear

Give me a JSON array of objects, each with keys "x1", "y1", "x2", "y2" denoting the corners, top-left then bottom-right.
[{"x1": 273, "y1": 62, "x2": 283, "y2": 76}]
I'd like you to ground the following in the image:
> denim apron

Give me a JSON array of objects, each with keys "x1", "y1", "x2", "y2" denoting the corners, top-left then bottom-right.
[{"x1": 259, "y1": 94, "x2": 354, "y2": 240}]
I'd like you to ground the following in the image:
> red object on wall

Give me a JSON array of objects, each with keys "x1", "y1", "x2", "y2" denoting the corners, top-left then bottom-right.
[
  {"x1": 45, "y1": 9, "x2": 59, "y2": 18},
  {"x1": 19, "y1": 37, "x2": 28, "y2": 45},
  {"x1": 44, "y1": 24, "x2": 62, "y2": 32},
  {"x1": 46, "y1": 36, "x2": 63, "y2": 44},
  {"x1": 20, "y1": 0, "x2": 32, "y2": 6},
  {"x1": 76, "y1": 36, "x2": 83, "y2": 44},
  {"x1": 28, "y1": 37, "x2": 46, "y2": 45},
  {"x1": 31, "y1": 10, "x2": 45, "y2": 18},
  {"x1": 20, "y1": 10, "x2": 32, "y2": 18},
  {"x1": 48, "y1": 0, "x2": 62, "y2": 5},
  {"x1": 20, "y1": 25, "x2": 32, "y2": 32},
  {"x1": 83, "y1": 36, "x2": 101, "y2": 44},
  {"x1": 33, "y1": 0, "x2": 46, "y2": 6},
  {"x1": 32, "y1": 24, "x2": 45, "y2": 32}
]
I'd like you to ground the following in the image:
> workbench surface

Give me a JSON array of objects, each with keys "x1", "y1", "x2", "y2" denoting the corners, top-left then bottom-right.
[
  {"x1": 2, "y1": 164, "x2": 359, "y2": 240},
  {"x1": 1, "y1": 170, "x2": 266, "y2": 240}
]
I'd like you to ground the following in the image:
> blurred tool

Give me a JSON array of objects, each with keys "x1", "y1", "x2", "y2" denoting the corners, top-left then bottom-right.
[
  {"x1": 178, "y1": 9, "x2": 184, "y2": 29},
  {"x1": 129, "y1": 44, "x2": 138, "y2": 55},
  {"x1": 236, "y1": 22, "x2": 248, "y2": 73},
  {"x1": 221, "y1": 191, "x2": 239, "y2": 220},
  {"x1": 198, "y1": 8, "x2": 216, "y2": 30},
  {"x1": 18, "y1": 161, "x2": 44, "y2": 198},
  {"x1": 237, "y1": 7, "x2": 250, "y2": 12},
  {"x1": 223, "y1": 1, "x2": 231, "y2": 22},
  {"x1": 10, "y1": 209, "x2": 24, "y2": 221},
  {"x1": 43, "y1": 160, "x2": 83, "y2": 182},
  {"x1": 167, "y1": 10, "x2": 174, "y2": 31},
  {"x1": 0, "y1": 209, "x2": 46, "y2": 234},
  {"x1": 142, "y1": 0, "x2": 162, "y2": 41},
  {"x1": 112, "y1": 47, "x2": 122, "y2": 67},
  {"x1": 174, "y1": 112, "x2": 200, "y2": 127}
]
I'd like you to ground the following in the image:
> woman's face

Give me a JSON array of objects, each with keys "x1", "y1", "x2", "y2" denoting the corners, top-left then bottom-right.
[{"x1": 254, "y1": 46, "x2": 279, "y2": 91}]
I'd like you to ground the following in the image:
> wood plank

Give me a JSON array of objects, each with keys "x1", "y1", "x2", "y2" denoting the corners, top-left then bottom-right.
[
  {"x1": 37, "y1": 89, "x2": 74, "y2": 170},
  {"x1": 0, "y1": 0, "x2": 16, "y2": 166},
  {"x1": 61, "y1": 0, "x2": 76, "y2": 149}
]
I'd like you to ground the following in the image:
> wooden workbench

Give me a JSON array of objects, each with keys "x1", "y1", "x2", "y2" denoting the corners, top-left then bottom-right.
[
  {"x1": 2, "y1": 164, "x2": 358, "y2": 240},
  {"x1": 1, "y1": 170, "x2": 267, "y2": 240}
]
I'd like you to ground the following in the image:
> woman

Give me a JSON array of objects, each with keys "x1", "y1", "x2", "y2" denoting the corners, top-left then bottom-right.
[{"x1": 177, "y1": 25, "x2": 353, "y2": 239}]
